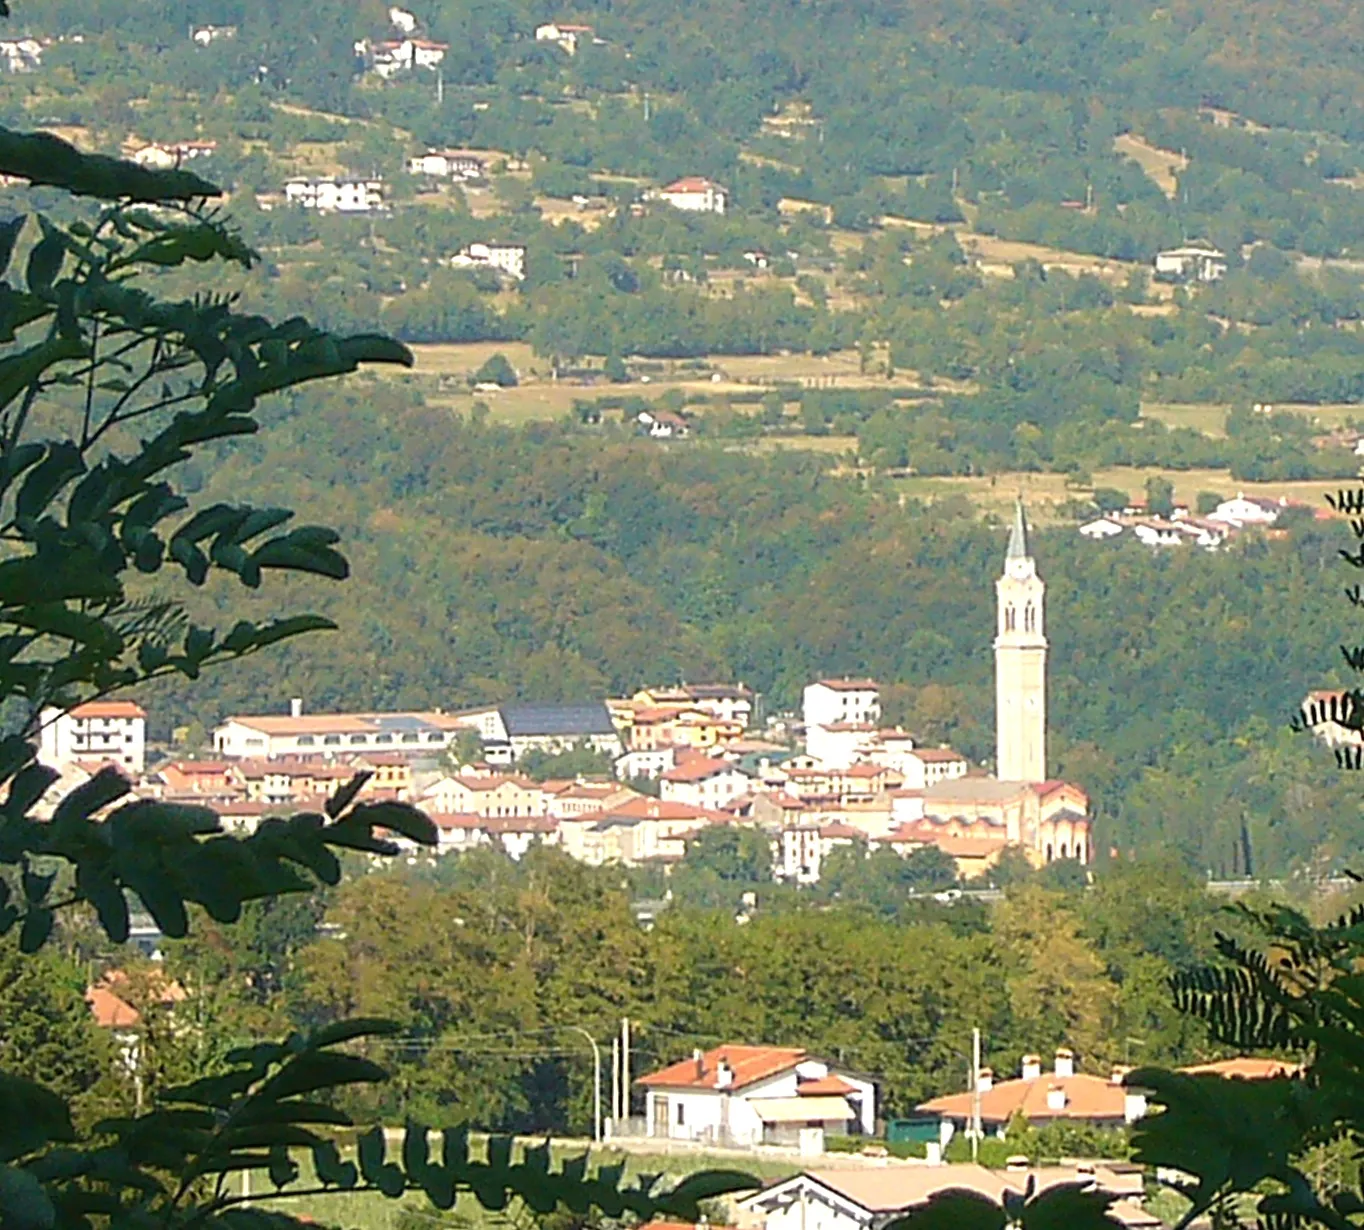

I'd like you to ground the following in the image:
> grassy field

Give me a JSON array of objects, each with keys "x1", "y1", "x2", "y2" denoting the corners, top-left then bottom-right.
[
  {"x1": 393, "y1": 344, "x2": 952, "y2": 425},
  {"x1": 894, "y1": 467, "x2": 1350, "y2": 522},
  {"x1": 1113, "y1": 133, "x2": 1188, "y2": 199},
  {"x1": 1142, "y1": 401, "x2": 1364, "y2": 437}
]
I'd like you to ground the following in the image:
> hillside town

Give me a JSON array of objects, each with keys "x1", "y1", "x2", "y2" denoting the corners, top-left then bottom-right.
[{"x1": 41, "y1": 503, "x2": 1086, "y2": 885}]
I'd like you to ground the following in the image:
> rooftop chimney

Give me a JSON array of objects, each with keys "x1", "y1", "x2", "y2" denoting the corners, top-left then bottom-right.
[
  {"x1": 1109, "y1": 1064, "x2": 1133, "y2": 1086},
  {"x1": 1021, "y1": 1054, "x2": 1041, "y2": 1081},
  {"x1": 716, "y1": 1057, "x2": 734, "y2": 1089},
  {"x1": 1045, "y1": 1085, "x2": 1067, "y2": 1112},
  {"x1": 976, "y1": 1066, "x2": 994, "y2": 1094},
  {"x1": 289, "y1": 697, "x2": 303, "y2": 718},
  {"x1": 693, "y1": 1048, "x2": 704, "y2": 1080},
  {"x1": 1054, "y1": 1047, "x2": 1075, "y2": 1079}
]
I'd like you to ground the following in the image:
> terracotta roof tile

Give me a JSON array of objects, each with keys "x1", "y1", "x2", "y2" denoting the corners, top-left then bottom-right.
[{"x1": 639, "y1": 1044, "x2": 805, "y2": 1091}]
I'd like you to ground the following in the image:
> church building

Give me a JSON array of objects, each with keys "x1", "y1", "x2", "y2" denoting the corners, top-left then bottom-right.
[{"x1": 895, "y1": 501, "x2": 1092, "y2": 866}]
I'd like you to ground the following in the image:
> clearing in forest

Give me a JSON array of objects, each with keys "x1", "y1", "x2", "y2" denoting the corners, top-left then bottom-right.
[{"x1": 1113, "y1": 132, "x2": 1189, "y2": 199}]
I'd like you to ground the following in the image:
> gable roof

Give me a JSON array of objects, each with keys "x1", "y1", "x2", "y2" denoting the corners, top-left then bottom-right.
[
  {"x1": 660, "y1": 757, "x2": 744, "y2": 783},
  {"x1": 813, "y1": 678, "x2": 879, "y2": 692},
  {"x1": 499, "y1": 702, "x2": 617, "y2": 738},
  {"x1": 1178, "y1": 1057, "x2": 1301, "y2": 1080},
  {"x1": 639, "y1": 1044, "x2": 806, "y2": 1091}
]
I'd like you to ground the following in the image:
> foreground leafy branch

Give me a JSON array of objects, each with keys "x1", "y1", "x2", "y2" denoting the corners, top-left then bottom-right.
[{"x1": 3, "y1": 1019, "x2": 755, "y2": 1230}]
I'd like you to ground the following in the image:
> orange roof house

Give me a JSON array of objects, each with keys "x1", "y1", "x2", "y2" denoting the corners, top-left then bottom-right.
[
  {"x1": 638, "y1": 1045, "x2": 877, "y2": 1147},
  {"x1": 916, "y1": 1049, "x2": 1143, "y2": 1133}
]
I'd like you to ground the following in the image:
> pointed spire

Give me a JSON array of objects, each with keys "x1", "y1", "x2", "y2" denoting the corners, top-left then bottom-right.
[{"x1": 1006, "y1": 498, "x2": 1030, "y2": 561}]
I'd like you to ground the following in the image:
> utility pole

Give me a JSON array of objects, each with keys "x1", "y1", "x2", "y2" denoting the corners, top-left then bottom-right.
[
  {"x1": 970, "y1": 1028, "x2": 982, "y2": 1163},
  {"x1": 621, "y1": 1016, "x2": 631, "y2": 1125},
  {"x1": 563, "y1": 1026, "x2": 602, "y2": 1144},
  {"x1": 436, "y1": 68, "x2": 444, "y2": 105},
  {"x1": 614, "y1": 1035, "x2": 622, "y2": 1122}
]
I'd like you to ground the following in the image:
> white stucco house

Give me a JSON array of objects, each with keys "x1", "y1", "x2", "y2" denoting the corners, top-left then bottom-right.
[
  {"x1": 1153, "y1": 245, "x2": 1226, "y2": 283},
  {"x1": 638, "y1": 1044, "x2": 875, "y2": 1151},
  {"x1": 658, "y1": 177, "x2": 727, "y2": 214},
  {"x1": 1208, "y1": 492, "x2": 1287, "y2": 527},
  {"x1": 39, "y1": 700, "x2": 147, "y2": 773},
  {"x1": 658, "y1": 757, "x2": 752, "y2": 809}
]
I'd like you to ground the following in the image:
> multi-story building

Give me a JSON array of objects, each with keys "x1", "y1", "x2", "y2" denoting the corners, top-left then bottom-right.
[
  {"x1": 39, "y1": 701, "x2": 147, "y2": 773},
  {"x1": 283, "y1": 177, "x2": 385, "y2": 213}
]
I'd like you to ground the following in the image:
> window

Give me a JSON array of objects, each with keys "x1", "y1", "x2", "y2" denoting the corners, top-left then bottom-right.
[
  {"x1": 402, "y1": 733, "x2": 419, "y2": 744},
  {"x1": 375, "y1": 734, "x2": 393, "y2": 744},
  {"x1": 297, "y1": 736, "x2": 315, "y2": 746},
  {"x1": 1005, "y1": 605, "x2": 1016, "y2": 632},
  {"x1": 323, "y1": 735, "x2": 341, "y2": 746},
  {"x1": 349, "y1": 734, "x2": 368, "y2": 745},
  {"x1": 674, "y1": 1102, "x2": 685, "y2": 1126},
  {"x1": 427, "y1": 733, "x2": 443, "y2": 743}
]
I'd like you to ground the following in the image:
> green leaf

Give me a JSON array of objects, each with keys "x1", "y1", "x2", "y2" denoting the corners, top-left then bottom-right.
[
  {"x1": 884, "y1": 1191, "x2": 1008, "y2": 1230},
  {"x1": 311, "y1": 1139, "x2": 357, "y2": 1189},
  {"x1": 306, "y1": 1018, "x2": 399, "y2": 1050},
  {"x1": 325, "y1": 772, "x2": 371, "y2": 820},
  {"x1": 0, "y1": 215, "x2": 26, "y2": 278},
  {"x1": 52, "y1": 765, "x2": 131, "y2": 825},
  {"x1": 345, "y1": 801, "x2": 438, "y2": 846},
  {"x1": 18, "y1": 907, "x2": 52, "y2": 953},
  {"x1": 25, "y1": 220, "x2": 65, "y2": 296},
  {"x1": 0, "y1": 1164, "x2": 55, "y2": 1230},
  {"x1": 0, "y1": 1074, "x2": 75, "y2": 1162}
]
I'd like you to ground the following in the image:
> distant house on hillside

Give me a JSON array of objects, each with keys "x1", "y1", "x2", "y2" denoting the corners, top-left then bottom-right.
[
  {"x1": 658, "y1": 177, "x2": 727, "y2": 214},
  {"x1": 355, "y1": 36, "x2": 447, "y2": 77},
  {"x1": 190, "y1": 24, "x2": 237, "y2": 46},
  {"x1": 0, "y1": 36, "x2": 44, "y2": 72},
  {"x1": 407, "y1": 149, "x2": 486, "y2": 180},
  {"x1": 449, "y1": 241, "x2": 527, "y2": 281},
  {"x1": 1207, "y1": 492, "x2": 1287, "y2": 526},
  {"x1": 1153, "y1": 244, "x2": 1226, "y2": 283},
  {"x1": 535, "y1": 22, "x2": 595, "y2": 54},
  {"x1": 283, "y1": 177, "x2": 385, "y2": 213},
  {"x1": 132, "y1": 139, "x2": 216, "y2": 170},
  {"x1": 636, "y1": 409, "x2": 690, "y2": 438}
]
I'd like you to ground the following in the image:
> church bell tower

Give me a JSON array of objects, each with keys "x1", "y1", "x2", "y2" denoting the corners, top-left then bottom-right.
[{"x1": 995, "y1": 500, "x2": 1047, "y2": 783}]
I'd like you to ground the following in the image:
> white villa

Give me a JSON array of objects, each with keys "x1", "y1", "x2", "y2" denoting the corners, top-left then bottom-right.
[{"x1": 638, "y1": 1044, "x2": 876, "y2": 1152}]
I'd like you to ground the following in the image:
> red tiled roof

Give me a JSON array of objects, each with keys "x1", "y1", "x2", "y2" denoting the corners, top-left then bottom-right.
[
  {"x1": 639, "y1": 1044, "x2": 806, "y2": 1091},
  {"x1": 660, "y1": 758, "x2": 739, "y2": 783},
  {"x1": 71, "y1": 701, "x2": 146, "y2": 719},
  {"x1": 918, "y1": 1072, "x2": 1126, "y2": 1124},
  {"x1": 662, "y1": 177, "x2": 720, "y2": 193},
  {"x1": 914, "y1": 748, "x2": 966, "y2": 763},
  {"x1": 814, "y1": 678, "x2": 879, "y2": 692},
  {"x1": 430, "y1": 812, "x2": 487, "y2": 831},
  {"x1": 798, "y1": 1075, "x2": 858, "y2": 1096},
  {"x1": 820, "y1": 822, "x2": 863, "y2": 839}
]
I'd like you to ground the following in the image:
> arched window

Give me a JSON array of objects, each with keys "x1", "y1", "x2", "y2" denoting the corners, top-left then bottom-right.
[
  {"x1": 1024, "y1": 603, "x2": 1036, "y2": 632},
  {"x1": 1045, "y1": 843, "x2": 1053, "y2": 862},
  {"x1": 1075, "y1": 839, "x2": 1086, "y2": 863},
  {"x1": 1005, "y1": 605, "x2": 1016, "y2": 632},
  {"x1": 1060, "y1": 842, "x2": 1069, "y2": 859}
]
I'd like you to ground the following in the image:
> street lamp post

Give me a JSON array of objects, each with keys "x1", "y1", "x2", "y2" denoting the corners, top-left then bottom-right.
[{"x1": 563, "y1": 1026, "x2": 602, "y2": 1144}]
